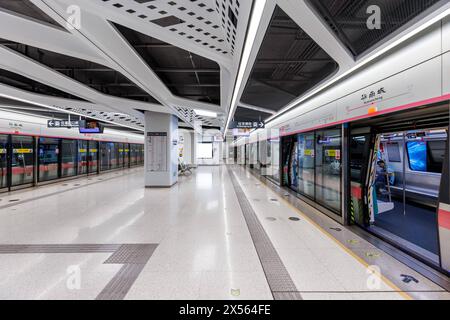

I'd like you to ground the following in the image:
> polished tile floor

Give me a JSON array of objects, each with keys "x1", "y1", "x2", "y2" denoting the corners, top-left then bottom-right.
[{"x1": 0, "y1": 166, "x2": 448, "y2": 300}]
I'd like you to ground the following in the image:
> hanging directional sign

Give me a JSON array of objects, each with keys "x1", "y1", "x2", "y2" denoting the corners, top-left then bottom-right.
[
  {"x1": 229, "y1": 120, "x2": 265, "y2": 129},
  {"x1": 47, "y1": 120, "x2": 82, "y2": 128}
]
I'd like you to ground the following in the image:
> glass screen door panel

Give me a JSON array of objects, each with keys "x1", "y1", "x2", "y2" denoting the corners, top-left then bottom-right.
[
  {"x1": 0, "y1": 134, "x2": 8, "y2": 189},
  {"x1": 12, "y1": 135, "x2": 34, "y2": 186},
  {"x1": 315, "y1": 128, "x2": 342, "y2": 214},
  {"x1": 297, "y1": 133, "x2": 315, "y2": 198},
  {"x1": 38, "y1": 138, "x2": 60, "y2": 182},
  {"x1": 88, "y1": 141, "x2": 98, "y2": 174},
  {"x1": 78, "y1": 140, "x2": 88, "y2": 175}
]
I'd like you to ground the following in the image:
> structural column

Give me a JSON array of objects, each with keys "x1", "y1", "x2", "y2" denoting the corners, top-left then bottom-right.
[{"x1": 144, "y1": 111, "x2": 178, "y2": 187}]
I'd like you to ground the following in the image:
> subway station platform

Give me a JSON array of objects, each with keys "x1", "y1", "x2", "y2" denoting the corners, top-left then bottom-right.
[
  {"x1": 0, "y1": 166, "x2": 448, "y2": 300},
  {"x1": 0, "y1": 0, "x2": 449, "y2": 306}
]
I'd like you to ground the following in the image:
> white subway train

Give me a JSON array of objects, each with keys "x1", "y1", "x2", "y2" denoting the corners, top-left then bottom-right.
[
  {"x1": 0, "y1": 109, "x2": 144, "y2": 192},
  {"x1": 233, "y1": 16, "x2": 450, "y2": 273}
]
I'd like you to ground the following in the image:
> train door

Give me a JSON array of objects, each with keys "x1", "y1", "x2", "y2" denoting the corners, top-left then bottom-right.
[
  {"x1": 124, "y1": 144, "x2": 130, "y2": 168},
  {"x1": 353, "y1": 128, "x2": 448, "y2": 265},
  {"x1": 289, "y1": 137, "x2": 299, "y2": 191},
  {"x1": 78, "y1": 140, "x2": 88, "y2": 175},
  {"x1": 88, "y1": 141, "x2": 98, "y2": 174},
  {"x1": 0, "y1": 134, "x2": 9, "y2": 191},
  {"x1": 12, "y1": 135, "x2": 35, "y2": 188},
  {"x1": 38, "y1": 138, "x2": 60, "y2": 182},
  {"x1": 118, "y1": 143, "x2": 124, "y2": 168}
]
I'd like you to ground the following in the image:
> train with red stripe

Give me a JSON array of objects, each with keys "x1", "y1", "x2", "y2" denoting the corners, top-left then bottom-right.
[
  {"x1": 233, "y1": 15, "x2": 450, "y2": 275},
  {"x1": 0, "y1": 110, "x2": 144, "y2": 192}
]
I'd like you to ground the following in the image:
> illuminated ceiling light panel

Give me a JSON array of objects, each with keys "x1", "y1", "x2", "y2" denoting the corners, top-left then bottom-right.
[
  {"x1": 194, "y1": 109, "x2": 217, "y2": 118},
  {"x1": 225, "y1": 0, "x2": 267, "y2": 132}
]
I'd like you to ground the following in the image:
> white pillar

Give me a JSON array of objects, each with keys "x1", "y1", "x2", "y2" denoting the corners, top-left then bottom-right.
[{"x1": 144, "y1": 111, "x2": 178, "y2": 187}]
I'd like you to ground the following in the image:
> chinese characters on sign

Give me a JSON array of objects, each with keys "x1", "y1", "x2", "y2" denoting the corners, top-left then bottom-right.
[
  {"x1": 229, "y1": 121, "x2": 265, "y2": 129},
  {"x1": 47, "y1": 120, "x2": 82, "y2": 128},
  {"x1": 147, "y1": 132, "x2": 167, "y2": 172},
  {"x1": 361, "y1": 87, "x2": 386, "y2": 104}
]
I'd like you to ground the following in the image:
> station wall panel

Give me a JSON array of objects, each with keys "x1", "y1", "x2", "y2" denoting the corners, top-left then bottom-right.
[
  {"x1": 443, "y1": 15, "x2": 450, "y2": 53},
  {"x1": 267, "y1": 20, "x2": 443, "y2": 133},
  {"x1": 444, "y1": 52, "x2": 450, "y2": 95}
]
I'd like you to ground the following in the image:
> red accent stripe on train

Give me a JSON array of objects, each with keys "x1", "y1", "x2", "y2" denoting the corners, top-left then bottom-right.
[
  {"x1": 280, "y1": 93, "x2": 450, "y2": 137},
  {"x1": 0, "y1": 131, "x2": 143, "y2": 144},
  {"x1": 438, "y1": 208, "x2": 450, "y2": 230}
]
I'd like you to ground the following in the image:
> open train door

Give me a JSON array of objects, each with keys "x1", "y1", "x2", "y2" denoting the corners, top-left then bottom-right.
[{"x1": 437, "y1": 128, "x2": 450, "y2": 273}]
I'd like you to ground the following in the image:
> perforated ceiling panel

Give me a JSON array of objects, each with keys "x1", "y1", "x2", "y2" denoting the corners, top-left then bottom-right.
[
  {"x1": 175, "y1": 106, "x2": 225, "y2": 128},
  {"x1": 215, "y1": 0, "x2": 241, "y2": 55},
  {"x1": 54, "y1": 105, "x2": 145, "y2": 129},
  {"x1": 0, "y1": 38, "x2": 159, "y2": 103},
  {"x1": 100, "y1": 0, "x2": 231, "y2": 55}
]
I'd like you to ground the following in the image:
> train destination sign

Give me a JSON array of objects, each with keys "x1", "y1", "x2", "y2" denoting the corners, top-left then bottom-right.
[
  {"x1": 229, "y1": 121, "x2": 265, "y2": 129},
  {"x1": 47, "y1": 120, "x2": 81, "y2": 128}
]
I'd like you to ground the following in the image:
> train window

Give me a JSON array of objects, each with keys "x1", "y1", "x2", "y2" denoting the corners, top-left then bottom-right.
[
  {"x1": 427, "y1": 141, "x2": 446, "y2": 173},
  {"x1": 386, "y1": 143, "x2": 401, "y2": 162},
  {"x1": 406, "y1": 141, "x2": 445, "y2": 174},
  {"x1": 406, "y1": 141, "x2": 427, "y2": 172}
]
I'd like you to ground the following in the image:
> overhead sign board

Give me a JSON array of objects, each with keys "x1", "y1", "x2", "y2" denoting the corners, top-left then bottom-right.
[
  {"x1": 229, "y1": 121, "x2": 264, "y2": 129},
  {"x1": 79, "y1": 120, "x2": 103, "y2": 134},
  {"x1": 232, "y1": 128, "x2": 251, "y2": 137},
  {"x1": 47, "y1": 120, "x2": 82, "y2": 128}
]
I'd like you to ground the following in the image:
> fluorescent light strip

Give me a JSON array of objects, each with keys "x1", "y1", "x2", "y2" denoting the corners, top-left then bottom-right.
[
  {"x1": 265, "y1": 6, "x2": 450, "y2": 125},
  {"x1": 194, "y1": 109, "x2": 217, "y2": 118},
  {"x1": 0, "y1": 93, "x2": 144, "y2": 131},
  {"x1": 225, "y1": 0, "x2": 267, "y2": 132}
]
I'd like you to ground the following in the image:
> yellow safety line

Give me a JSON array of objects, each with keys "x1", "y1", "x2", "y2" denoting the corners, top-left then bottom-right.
[{"x1": 250, "y1": 173, "x2": 413, "y2": 300}]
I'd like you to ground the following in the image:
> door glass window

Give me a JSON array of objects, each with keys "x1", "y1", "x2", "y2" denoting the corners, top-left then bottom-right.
[
  {"x1": 0, "y1": 135, "x2": 8, "y2": 189},
  {"x1": 39, "y1": 138, "x2": 59, "y2": 182},
  {"x1": 298, "y1": 133, "x2": 315, "y2": 198},
  {"x1": 315, "y1": 129, "x2": 342, "y2": 214},
  {"x1": 61, "y1": 139, "x2": 77, "y2": 178},
  {"x1": 78, "y1": 140, "x2": 88, "y2": 175},
  {"x1": 88, "y1": 141, "x2": 98, "y2": 173},
  {"x1": 12, "y1": 136, "x2": 34, "y2": 186},
  {"x1": 124, "y1": 144, "x2": 129, "y2": 168}
]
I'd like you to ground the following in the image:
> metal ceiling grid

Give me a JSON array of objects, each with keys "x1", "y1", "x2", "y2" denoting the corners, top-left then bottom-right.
[
  {"x1": 0, "y1": 38, "x2": 160, "y2": 104},
  {"x1": 99, "y1": 0, "x2": 231, "y2": 55},
  {"x1": 114, "y1": 23, "x2": 222, "y2": 105},
  {"x1": 233, "y1": 106, "x2": 272, "y2": 123},
  {"x1": 308, "y1": 0, "x2": 444, "y2": 57},
  {"x1": 0, "y1": 68, "x2": 88, "y2": 102},
  {"x1": 240, "y1": 6, "x2": 339, "y2": 116}
]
